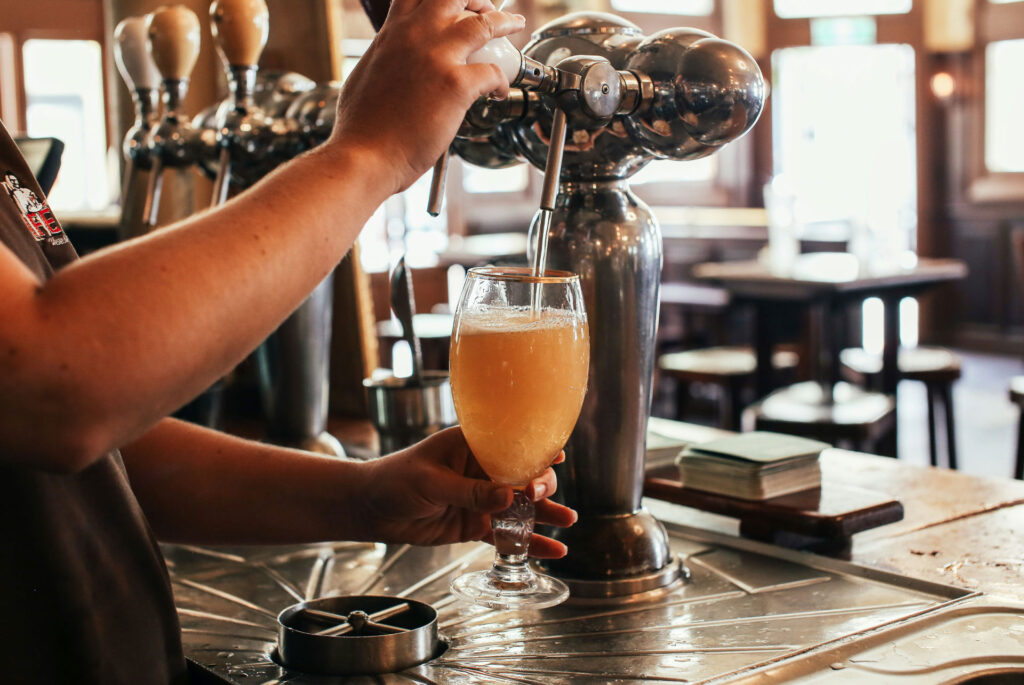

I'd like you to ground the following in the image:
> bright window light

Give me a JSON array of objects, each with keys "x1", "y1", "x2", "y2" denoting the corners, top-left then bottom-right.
[
  {"x1": 392, "y1": 340, "x2": 412, "y2": 377},
  {"x1": 774, "y1": 0, "x2": 910, "y2": 18},
  {"x1": 631, "y1": 157, "x2": 716, "y2": 185},
  {"x1": 861, "y1": 296, "x2": 919, "y2": 354},
  {"x1": 463, "y1": 163, "x2": 529, "y2": 194},
  {"x1": 985, "y1": 38, "x2": 1024, "y2": 172},
  {"x1": 862, "y1": 297, "x2": 885, "y2": 356},
  {"x1": 900, "y1": 296, "x2": 919, "y2": 349},
  {"x1": 22, "y1": 39, "x2": 110, "y2": 211},
  {"x1": 612, "y1": 0, "x2": 713, "y2": 15},
  {"x1": 772, "y1": 43, "x2": 917, "y2": 243}
]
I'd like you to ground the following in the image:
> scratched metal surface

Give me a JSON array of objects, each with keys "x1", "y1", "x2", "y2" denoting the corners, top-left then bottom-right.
[{"x1": 167, "y1": 522, "x2": 986, "y2": 684}]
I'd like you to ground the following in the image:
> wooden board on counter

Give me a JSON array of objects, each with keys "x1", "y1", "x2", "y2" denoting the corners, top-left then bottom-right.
[{"x1": 644, "y1": 458, "x2": 904, "y2": 542}]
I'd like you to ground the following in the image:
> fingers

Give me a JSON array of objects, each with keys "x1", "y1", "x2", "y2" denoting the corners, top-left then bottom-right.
[
  {"x1": 535, "y1": 499, "x2": 577, "y2": 528},
  {"x1": 528, "y1": 534, "x2": 568, "y2": 559},
  {"x1": 525, "y1": 467, "x2": 557, "y2": 501},
  {"x1": 446, "y1": 10, "x2": 526, "y2": 58},
  {"x1": 465, "y1": 0, "x2": 497, "y2": 12},
  {"x1": 433, "y1": 468, "x2": 513, "y2": 513},
  {"x1": 480, "y1": 530, "x2": 567, "y2": 558}
]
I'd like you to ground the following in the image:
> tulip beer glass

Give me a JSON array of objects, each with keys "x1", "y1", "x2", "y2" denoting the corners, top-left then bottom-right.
[{"x1": 449, "y1": 267, "x2": 589, "y2": 609}]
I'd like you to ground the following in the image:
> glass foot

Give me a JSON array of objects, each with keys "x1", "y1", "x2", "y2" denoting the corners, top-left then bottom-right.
[{"x1": 451, "y1": 568, "x2": 569, "y2": 610}]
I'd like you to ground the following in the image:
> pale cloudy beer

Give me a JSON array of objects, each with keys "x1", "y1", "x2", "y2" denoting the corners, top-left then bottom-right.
[{"x1": 450, "y1": 307, "x2": 589, "y2": 486}]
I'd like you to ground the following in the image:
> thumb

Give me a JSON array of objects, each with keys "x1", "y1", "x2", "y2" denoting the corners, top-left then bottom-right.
[{"x1": 437, "y1": 472, "x2": 512, "y2": 513}]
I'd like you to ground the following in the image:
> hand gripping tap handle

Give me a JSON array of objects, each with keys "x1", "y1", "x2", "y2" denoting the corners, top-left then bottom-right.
[
  {"x1": 142, "y1": 5, "x2": 202, "y2": 228},
  {"x1": 426, "y1": 37, "x2": 558, "y2": 217},
  {"x1": 209, "y1": 0, "x2": 270, "y2": 206}
]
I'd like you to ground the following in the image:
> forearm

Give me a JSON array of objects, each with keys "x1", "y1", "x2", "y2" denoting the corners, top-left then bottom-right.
[
  {"x1": 1, "y1": 142, "x2": 390, "y2": 468},
  {"x1": 0, "y1": 1, "x2": 525, "y2": 473},
  {"x1": 122, "y1": 418, "x2": 372, "y2": 545}
]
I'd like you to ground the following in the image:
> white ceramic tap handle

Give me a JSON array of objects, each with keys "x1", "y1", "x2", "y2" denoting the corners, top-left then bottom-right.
[
  {"x1": 467, "y1": 37, "x2": 521, "y2": 85},
  {"x1": 114, "y1": 16, "x2": 162, "y2": 91}
]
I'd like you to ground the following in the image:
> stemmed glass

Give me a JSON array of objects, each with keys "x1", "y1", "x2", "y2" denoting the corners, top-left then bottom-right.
[{"x1": 448, "y1": 267, "x2": 589, "y2": 610}]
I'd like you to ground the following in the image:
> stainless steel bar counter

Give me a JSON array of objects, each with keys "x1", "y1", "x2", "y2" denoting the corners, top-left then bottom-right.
[{"x1": 169, "y1": 420, "x2": 1024, "y2": 684}]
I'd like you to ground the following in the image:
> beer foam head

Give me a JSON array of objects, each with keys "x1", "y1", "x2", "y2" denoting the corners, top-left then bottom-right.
[{"x1": 458, "y1": 306, "x2": 581, "y2": 334}]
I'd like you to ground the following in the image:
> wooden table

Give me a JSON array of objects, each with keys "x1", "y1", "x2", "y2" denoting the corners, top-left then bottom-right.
[
  {"x1": 642, "y1": 419, "x2": 1024, "y2": 602},
  {"x1": 693, "y1": 254, "x2": 968, "y2": 455}
]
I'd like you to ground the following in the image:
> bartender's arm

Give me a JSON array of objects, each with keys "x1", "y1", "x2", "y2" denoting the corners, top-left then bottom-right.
[
  {"x1": 0, "y1": 0, "x2": 521, "y2": 472},
  {"x1": 121, "y1": 420, "x2": 575, "y2": 557}
]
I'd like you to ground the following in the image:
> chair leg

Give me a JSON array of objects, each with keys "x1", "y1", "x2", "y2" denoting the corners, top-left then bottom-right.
[
  {"x1": 675, "y1": 381, "x2": 689, "y2": 422},
  {"x1": 925, "y1": 383, "x2": 939, "y2": 468},
  {"x1": 727, "y1": 379, "x2": 745, "y2": 432},
  {"x1": 940, "y1": 382, "x2": 958, "y2": 470},
  {"x1": 719, "y1": 381, "x2": 741, "y2": 431},
  {"x1": 1015, "y1": 411, "x2": 1023, "y2": 481}
]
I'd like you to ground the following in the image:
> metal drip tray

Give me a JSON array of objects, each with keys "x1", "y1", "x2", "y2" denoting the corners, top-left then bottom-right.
[{"x1": 168, "y1": 523, "x2": 1024, "y2": 684}]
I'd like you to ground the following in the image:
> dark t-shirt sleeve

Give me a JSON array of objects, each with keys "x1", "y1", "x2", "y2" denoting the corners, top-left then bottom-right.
[{"x1": 0, "y1": 122, "x2": 189, "y2": 684}]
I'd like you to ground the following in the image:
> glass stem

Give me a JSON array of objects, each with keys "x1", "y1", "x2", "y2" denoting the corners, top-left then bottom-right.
[{"x1": 488, "y1": 490, "x2": 535, "y2": 588}]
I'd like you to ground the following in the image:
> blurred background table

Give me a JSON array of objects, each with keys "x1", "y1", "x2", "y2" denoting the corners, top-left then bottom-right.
[{"x1": 694, "y1": 254, "x2": 968, "y2": 455}]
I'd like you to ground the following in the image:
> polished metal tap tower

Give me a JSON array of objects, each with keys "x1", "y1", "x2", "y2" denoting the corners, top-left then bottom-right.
[
  {"x1": 115, "y1": 3, "x2": 339, "y2": 454},
  {"x1": 445, "y1": 13, "x2": 766, "y2": 597}
]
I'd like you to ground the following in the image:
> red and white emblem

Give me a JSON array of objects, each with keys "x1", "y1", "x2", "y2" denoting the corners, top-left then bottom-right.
[{"x1": 2, "y1": 171, "x2": 65, "y2": 244}]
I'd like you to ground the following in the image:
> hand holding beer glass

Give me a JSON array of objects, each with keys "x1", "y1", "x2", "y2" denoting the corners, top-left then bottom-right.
[{"x1": 449, "y1": 267, "x2": 589, "y2": 609}]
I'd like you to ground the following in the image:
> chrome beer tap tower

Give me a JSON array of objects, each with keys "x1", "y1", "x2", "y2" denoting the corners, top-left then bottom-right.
[
  {"x1": 115, "y1": 3, "x2": 764, "y2": 596},
  {"x1": 434, "y1": 13, "x2": 766, "y2": 597}
]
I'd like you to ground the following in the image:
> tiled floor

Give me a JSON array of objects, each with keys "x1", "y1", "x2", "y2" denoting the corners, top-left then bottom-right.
[{"x1": 897, "y1": 349, "x2": 1023, "y2": 479}]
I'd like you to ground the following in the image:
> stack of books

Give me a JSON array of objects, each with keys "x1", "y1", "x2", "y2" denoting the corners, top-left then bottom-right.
[{"x1": 675, "y1": 432, "x2": 829, "y2": 500}]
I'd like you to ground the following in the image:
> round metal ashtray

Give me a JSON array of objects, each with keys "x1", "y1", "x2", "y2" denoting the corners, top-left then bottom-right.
[{"x1": 276, "y1": 595, "x2": 442, "y2": 675}]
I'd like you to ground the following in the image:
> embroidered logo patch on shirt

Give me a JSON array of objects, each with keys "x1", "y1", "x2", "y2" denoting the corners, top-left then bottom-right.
[{"x1": 2, "y1": 171, "x2": 67, "y2": 246}]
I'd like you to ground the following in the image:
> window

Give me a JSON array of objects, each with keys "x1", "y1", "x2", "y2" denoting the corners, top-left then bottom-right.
[
  {"x1": 462, "y1": 164, "x2": 529, "y2": 195},
  {"x1": 22, "y1": 39, "x2": 111, "y2": 212},
  {"x1": 631, "y1": 157, "x2": 716, "y2": 186},
  {"x1": 771, "y1": 43, "x2": 917, "y2": 248},
  {"x1": 774, "y1": 0, "x2": 911, "y2": 19},
  {"x1": 611, "y1": 0, "x2": 713, "y2": 15},
  {"x1": 984, "y1": 38, "x2": 1024, "y2": 173}
]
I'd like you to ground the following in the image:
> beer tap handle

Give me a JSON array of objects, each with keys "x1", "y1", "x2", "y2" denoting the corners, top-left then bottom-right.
[
  {"x1": 142, "y1": 6, "x2": 200, "y2": 228},
  {"x1": 426, "y1": 38, "x2": 556, "y2": 217},
  {"x1": 210, "y1": 0, "x2": 269, "y2": 71},
  {"x1": 115, "y1": 16, "x2": 162, "y2": 95},
  {"x1": 147, "y1": 5, "x2": 202, "y2": 85},
  {"x1": 115, "y1": 15, "x2": 161, "y2": 228},
  {"x1": 209, "y1": 0, "x2": 269, "y2": 206}
]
